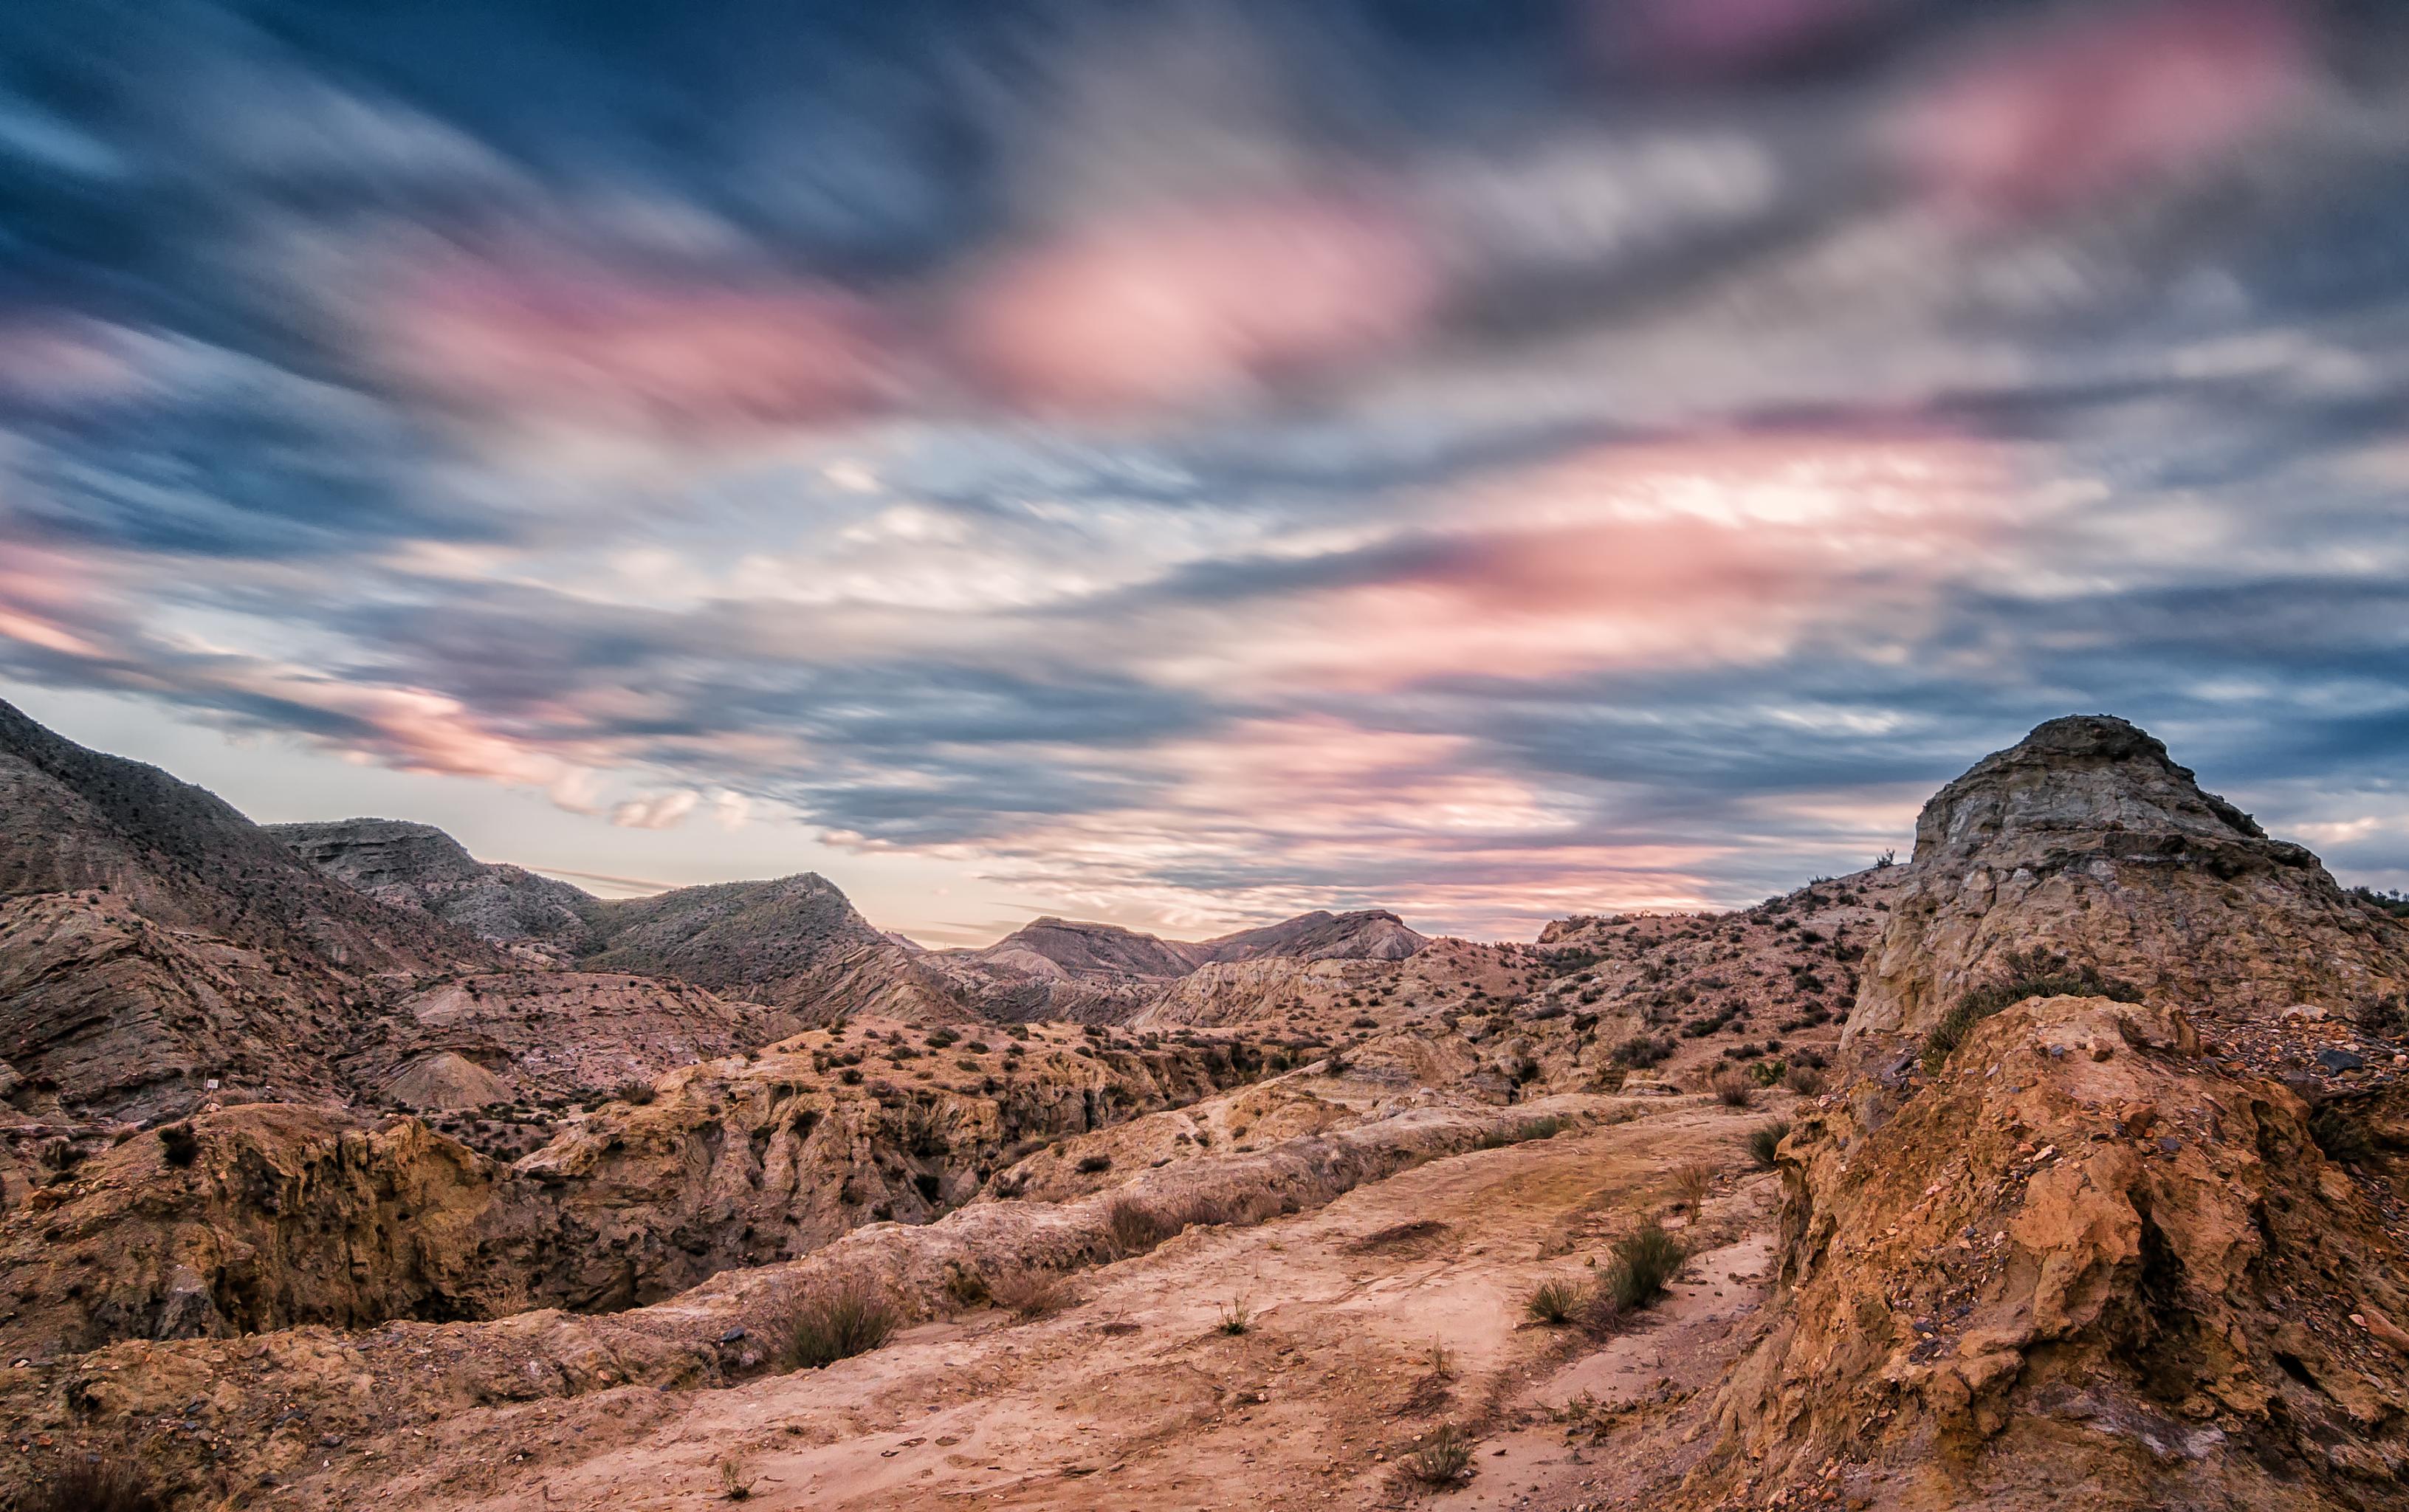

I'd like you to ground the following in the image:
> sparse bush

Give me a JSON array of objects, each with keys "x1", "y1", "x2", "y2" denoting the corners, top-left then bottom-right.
[
  {"x1": 614, "y1": 1078, "x2": 656, "y2": 1105},
  {"x1": 1711, "y1": 1071, "x2": 1756, "y2": 1107},
  {"x1": 1612, "y1": 1032, "x2": 1673, "y2": 1068},
  {"x1": 1524, "y1": 1276, "x2": 1583, "y2": 1326},
  {"x1": 1217, "y1": 1296, "x2": 1253, "y2": 1335},
  {"x1": 1076, "y1": 1153, "x2": 1113, "y2": 1175},
  {"x1": 1104, "y1": 1198, "x2": 1174, "y2": 1256},
  {"x1": 780, "y1": 1282, "x2": 898, "y2": 1370},
  {"x1": 1749, "y1": 1058, "x2": 1787, "y2": 1087},
  {"x1": 31, "y1": 1454, "x2": 165, "y2": 1512},
  {"x1": 1783, "y1": 1065, "x2": 1826, "y2": 1096},
  {"x1": 1671, "y1": 1161, "x2": 1715, "y2": 1214},
  {"x1": 1747, "y1": 1120, "x2": 1792, "y2": 1169},
  {"x1": 991, "y1": 1271, "x2": 1075, "y2": 1321},
  {"x1": 1401, "y1": 1423, "x2": 1473, "y2": 1486}
]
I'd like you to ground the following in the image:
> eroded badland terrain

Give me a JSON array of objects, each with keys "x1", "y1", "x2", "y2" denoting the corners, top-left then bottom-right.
[{"x1": 6, "y1": 701, "x2": 2409, "y2": 1511}]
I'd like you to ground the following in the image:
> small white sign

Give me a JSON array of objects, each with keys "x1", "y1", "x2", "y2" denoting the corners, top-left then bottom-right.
[{"x1": 204, "y1": 1079, "x2": 219, "y2": 1090}]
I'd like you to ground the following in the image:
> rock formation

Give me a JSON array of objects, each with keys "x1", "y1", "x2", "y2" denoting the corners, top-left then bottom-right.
[
  {"x1": 1847, "y1": 715, "x2": 2409, "y2": 1059},
  {"x1": 1692, "y1": 715, "x2": 2409, "y2": 1511}
]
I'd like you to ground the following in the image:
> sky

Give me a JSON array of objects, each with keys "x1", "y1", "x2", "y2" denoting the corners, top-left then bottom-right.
[{"x1": 2, "y1": 0, "x2": 2407, "y2": 946}]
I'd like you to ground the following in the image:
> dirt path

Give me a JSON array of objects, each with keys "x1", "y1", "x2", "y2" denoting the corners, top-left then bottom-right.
[{"x1": 395, "y1": 1099, "x2": 1784, "y2": 1512}]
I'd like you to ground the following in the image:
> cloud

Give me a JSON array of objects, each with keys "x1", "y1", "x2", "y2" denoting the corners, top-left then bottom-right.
[
  {"x1": 611, "y1": 790, "x2": 701, "y2": 830},
  {"x1": 2, "y1": 1, "x2": 2408, "y2": 934}
]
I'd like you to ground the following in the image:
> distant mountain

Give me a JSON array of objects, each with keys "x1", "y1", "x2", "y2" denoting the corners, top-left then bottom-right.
[
  {"x1": 577, "y1": 873, "x2": 960, "y2": 1022},
  {"x1": 1192, "y1": 909, "x2": 1427, "y2": 964},
  {"x1": 269, "y1": 818, "x2": 605, "y2": 964},
  {"x1": 922, "y1": 907, "x2": 1432, "y2": 1023}
]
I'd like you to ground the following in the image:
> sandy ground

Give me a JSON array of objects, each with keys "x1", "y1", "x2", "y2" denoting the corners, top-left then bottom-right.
[{"x1": 391, "y1": 1097, "x2": 1787, "y2": 1512}]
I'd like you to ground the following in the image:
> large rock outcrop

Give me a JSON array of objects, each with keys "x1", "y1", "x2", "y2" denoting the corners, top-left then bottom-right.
[
  {"x1": 1706, "y1": 993, "x2": 2409, "y2": 1510},
  {"x1": 1847, "y1": 715, "x2": 2409, "y2": 1059},
  {"x1": 1697, "y1": 715, "x2": 2409, "y2": 1510}
]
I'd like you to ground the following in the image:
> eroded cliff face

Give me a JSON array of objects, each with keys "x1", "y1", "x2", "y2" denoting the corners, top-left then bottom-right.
[
  {"x1": 1695, "y1": 715, "x2": 2409, "y2": 1511},
  {"x1": 0, "y1": 1019, "x2": 1274, "y2": 1352},
  {"x1": 0, "y1": 1105, "x2": 547, "y2": 1358},
  {"x1": 1705, "y1": 994, "x2": 2409, "y2": 1510},
  {"x1": 1847, "y1": 715, "x2": 2409, "y2": 1057},
  {"x1": 521, "y1": 1020, "x2": 1268, "y2": 1308}
]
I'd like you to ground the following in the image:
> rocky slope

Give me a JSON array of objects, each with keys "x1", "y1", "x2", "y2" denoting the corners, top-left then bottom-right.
[
  {"x1": 1191, "y1": 907, "x2": 1427, "y2": 963},
  {"x1": 0, "y1": 1104, "x2": 550, "y2": 1358},
  {"x1": 918, "y1": 908, "x2": 1434, "y2": 1023},
  {"x1": 348, "y1": 970, "x2": 801, "y2": 1112},
  {"x1": 0, "y1": 1015, "x2": 1276, "y2": 1357},
  {"x1": 0, "y1": 701, "x2": 501, "y2": 1121},
  {"x1": 268, "y1": 819, "x2": 603, "y2": 964}
]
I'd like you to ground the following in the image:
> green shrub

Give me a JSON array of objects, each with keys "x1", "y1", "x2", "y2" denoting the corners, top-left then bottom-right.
[
  {"x1": 1922, "y1": 949, "x2": 2143, "y2": 1074},
  {"x1": 1524, "y1": 1277, "x2": 1583, "y2": 1326},
  {"x1": 781, "y1": 1282, "x2": 897, "y2": 1370},
  {"x1": 1599, "y1": 1223, "x2": 1683, "y2": 1313}
]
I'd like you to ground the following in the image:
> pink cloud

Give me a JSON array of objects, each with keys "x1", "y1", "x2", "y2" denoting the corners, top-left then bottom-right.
[
  {"x1": 1886, "y1": 0, "x2": 2310, "y2": 217},
  {"x1": 1610, "y1": 0, "x2": 1889, "y2": 77},
  {"x1": 377, "y1": 255, "x2": 899, "y2": 431},
  {"x1": 1185, "y1": 430, "x2": 2020, "y2": 691},
  {"x1": 953, "y1": 196, "x2": 1442, "y2": 415}
]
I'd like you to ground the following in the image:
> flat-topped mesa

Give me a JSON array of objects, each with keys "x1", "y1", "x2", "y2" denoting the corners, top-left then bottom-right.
[{"x1": 1846, "y1": 714, "x2": 2409, "y2": 1051}]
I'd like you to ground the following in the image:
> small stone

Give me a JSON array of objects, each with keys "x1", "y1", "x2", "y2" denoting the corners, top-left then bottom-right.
[{"x1": 2317, "y1": 1048, "x2": 2366, "y2": 1073}]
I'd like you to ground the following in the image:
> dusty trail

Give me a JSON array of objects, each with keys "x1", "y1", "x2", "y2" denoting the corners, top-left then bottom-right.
[{"x1": 397, "y1": 1097, "x2": 1786, "y2": 1512}]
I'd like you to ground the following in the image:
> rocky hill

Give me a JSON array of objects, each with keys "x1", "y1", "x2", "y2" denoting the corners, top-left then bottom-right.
[
  {"x1": 268, "y1": 818, "x2": 603, "y2": 963},
  {"x1": 924, "y1": 907, "x2": 1434, "y2": 1023},
  {"x1": 0, "y1": 701, "x2": 501, "y2": 1121},
  {"x1": 1192, "y1": 907, "x2": 1427, "y2": 963}
]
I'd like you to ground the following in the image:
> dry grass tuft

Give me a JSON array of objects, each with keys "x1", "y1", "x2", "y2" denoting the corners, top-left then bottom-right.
[
  {"x1": 1217, "y1": 1295, "x2": 1254, "y2": 1335},
  {"x1": 1669, "y1": 1161, "x2": 1716, "y2": 1215},
  {"x1": 780, "y1": 1280, "x2": 898, "y2": 1370},
  {"x1": 718, "y1": 1455, "x2": 756, "y2": 1501},
  {"x1": 1711, "y1": 1070, "x2": 1756, "y2": 1107},
  {"x1": 27, "y1": 1456, "x2": 164, "y2": 1512},
  {"x1": 990, "y1": 1271, "x2": 1077, "y2": 1322},
  {"x1": 1523, "y1": 1276, "x2": 1584, "y2": 1326},
  {"x1": 1400, "y1": 1423, "x2": 1474, "y2": 1486}
]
